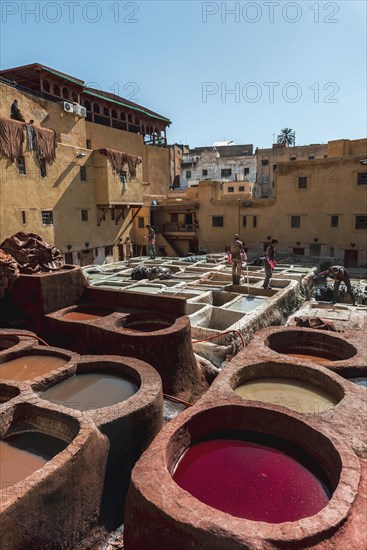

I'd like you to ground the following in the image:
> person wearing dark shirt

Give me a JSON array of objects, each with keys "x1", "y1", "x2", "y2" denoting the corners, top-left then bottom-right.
[
  {"x1": 263, "y1": 238, "x2": 278, "y2": 289},
  {"x1": 10, "y1": 100, "x2": 25, "y2": 122},
  {"x1": 314, "y1": 265, "x2": 355, "y2": 305}
]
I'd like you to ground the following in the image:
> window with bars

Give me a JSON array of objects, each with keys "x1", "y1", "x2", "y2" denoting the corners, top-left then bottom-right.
[
  {"x1": 298, "y1": 177, "x2": 307, "y2": 188},
  {"x1": 228, "y1": 186, "x2": 234, "y2": 192},
  {"x1": 221, "y1": 168, "x2": 232, "y2": 177},
  {"x1": 239, "y1": 186, "x2": 245, "y2": 192},
  {"x1": 186, "y1": 170, "x2": 191, "y2": 179},
  {"x1": 291, "y1": 216, "x2": 301, "y2": 228},
  {"x1": 138, "y1": 217, "x2": 145, "y2": 228},
  {"x1": 212, "y1": 216, "x2": 224, "y2": 227},
  {"x1": 331, "y1": 215, "x2": 339, "y2": 228},
  {"x1": 81, "y1": 210, "x2": 88, "y2": 222},
  {"x1": 202, "y1": 169, "x2": 208, "y2": 176},
  {"x1": 253, "y1": 216, "x2": 257, "y2": 228},
  {"x1": 355, "y1": 216, "x2": 367, "y2": 229},
  {"x1": 357, "y1": 172, "x2": 367, "y2": 185},
  {"x1": 242, "y1": 216, "x2": 247, "y2": 227},
  {"x1": 41, "y1": 210, "x2": 53, "y2": 225}
]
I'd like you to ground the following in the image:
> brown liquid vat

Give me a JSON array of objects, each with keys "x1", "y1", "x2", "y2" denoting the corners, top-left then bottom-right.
[
  {"x1": 62, "y1": 303, "x2": 114, "y2": 321},
  {"x1": 0, "y1": 402, "x2": 109, "y2": 549},
  {"x1": 124, "y1": 400, "x2": 361, "y2": 550},
  {"x1": 34, "y1": 355, "x2": 164, "y2": 530},
  {"x1": 0, "y1": 345, "x2": 78, "y2": 384}
]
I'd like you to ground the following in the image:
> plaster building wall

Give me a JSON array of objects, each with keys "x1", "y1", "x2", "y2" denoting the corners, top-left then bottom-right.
[
  {"x1": 0, "y1": 80, "x2": 171, "y2": 265},
  {"x1": 166, "y1": 140, "x2": 366, "y2": 267},
  {"x1": 256, "y1": 142, "x2": 328, "y2": 198}
]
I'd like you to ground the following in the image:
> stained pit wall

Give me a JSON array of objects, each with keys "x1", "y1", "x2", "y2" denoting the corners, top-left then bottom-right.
[
  {"x1": 4, "y1": 265, "x2": 88, "y2": 319},
  {"x1": 42, "y1": 291, "x2": 207, "y2": 403},
  {"x1": 0, "y1": 329, "x2": 39, "y2": 356},
  {"x1": 0, "y1": 401, "x2": 109, "y2": 550},
  {"x1": 124, "y1": 399, "x2": 365, "y2": 550},
  {"x1": 0, "y1": 348, "x2": 164, "y2": 545}
]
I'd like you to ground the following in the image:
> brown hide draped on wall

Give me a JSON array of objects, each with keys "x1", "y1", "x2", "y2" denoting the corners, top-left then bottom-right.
[
  {"x1": 0, "y1": 249, "x2": 20, "y2": 299},
  {"x1": 0, "y1": 117, "x2": 25, "y2": 162},
  {"x1": 99, "y1": 148, "x2": 142, "y2": 179},
  {"x1": 0, "y1": 117, "x2": 57, "y2": 164},
  {"x1": 0, "y1": 232, "x2": 65, "y2": 274},
  {"x1": 33, "y1": 126, "x2": 57, "y2": 163}
]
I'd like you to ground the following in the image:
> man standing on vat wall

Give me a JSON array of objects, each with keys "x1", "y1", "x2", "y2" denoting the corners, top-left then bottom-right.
[
  {"x1": 231, "y1": 234, "x2": 246, "y2": 285},
  {"x1": 263, "y1": 238, "x2": 278, "y2": 290}
]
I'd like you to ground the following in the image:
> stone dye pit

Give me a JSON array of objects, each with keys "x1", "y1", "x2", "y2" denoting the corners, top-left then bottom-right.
[
  {"x1": 42, "y1": 372, "x2": 138, "y2": 409},
  {"x1": 0, "y1": 402, "x2": 108, "y2": 549},
  {"x1": 124, "y1": 400, "x2": 363, "y2": 550},
  {"x1": 0, "y1": 353, "x2": 69, "y2": 382},
  {"x1": 234, "y1": 377, "x2": 338, "y2": 413},
  {"x1": 0, "y1": 429, "x2": 68, "y2": 487}
]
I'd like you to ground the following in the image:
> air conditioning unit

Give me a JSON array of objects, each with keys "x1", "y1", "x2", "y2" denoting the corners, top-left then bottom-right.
[
  {"x1": 63, "y1": 101, "x2": 74, "y2": 113},
  {"x1": 73, "y1": 104, "x2": 87, "y2": 117}
]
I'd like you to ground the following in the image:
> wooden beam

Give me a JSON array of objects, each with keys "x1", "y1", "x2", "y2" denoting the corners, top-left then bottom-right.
[
  {"x1": 97, "y1": 207, "x2": 108, "y2": 226},
  {"x1": 115, "y1": 209, "x2": 124, "y2": 225}
]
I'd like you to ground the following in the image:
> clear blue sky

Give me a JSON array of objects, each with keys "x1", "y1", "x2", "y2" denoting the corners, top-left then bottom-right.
[{"x1": 1, "y1": 1, "x2": 366, "y2": 148}]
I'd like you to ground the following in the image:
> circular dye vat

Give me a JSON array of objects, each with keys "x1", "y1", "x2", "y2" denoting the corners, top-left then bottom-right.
[
  {"x1": 120, "y1": 315, "x2": 174, "y2": 332},
  {"x1": 265, "y1": 331, "x2": 356, "y2": 362},
  {"x1": 0, "y1": 355, "x2": 68, "y2": 381},
  {"x1": 0, "y1": 431, "x2": 67, "y2": 487},
  {"x1": 347, "y1": 377, "x2": 367, "y2": 388},
  {"x1": 235, "y1": 377, "x2": 338, "y2": 414},
  {"x1": 63, "y1": 306, "x2": 112, "y2": 321},
  {"x1": 173, "y1": 436, "x2": 330, "y2": 523},
  {"x1": 0, "y1": 337, "x2": 19, "y2": 351},
  {"x1": 42, "y1": 372, "x2": 138, "y2": 410}
]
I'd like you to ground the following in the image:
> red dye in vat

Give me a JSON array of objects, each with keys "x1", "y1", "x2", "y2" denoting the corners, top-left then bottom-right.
[{"x1": 173, "y1": 438, "x2": 330, "y2": 523}]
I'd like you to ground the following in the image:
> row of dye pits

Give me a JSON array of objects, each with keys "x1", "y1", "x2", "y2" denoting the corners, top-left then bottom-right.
[
  {"x1": 83, "y1": 259, "x2": 294, "y2": 311},
  {"x1": 0, "y1": 345, "x2": 150, "y2": 495},
  {"x1": 1, "y1": 329, "x2": 366, "y2": 538}
]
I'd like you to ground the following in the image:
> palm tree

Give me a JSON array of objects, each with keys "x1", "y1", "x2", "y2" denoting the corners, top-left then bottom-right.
[{"x1": 277, "y1": 128, "x2": 295, "y2": 146}]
